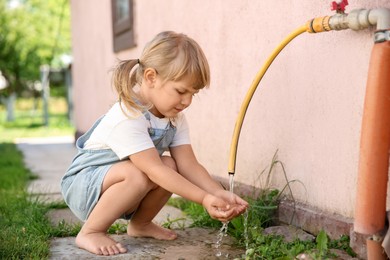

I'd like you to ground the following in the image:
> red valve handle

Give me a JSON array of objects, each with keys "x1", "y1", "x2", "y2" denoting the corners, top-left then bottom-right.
[{"x1": 331, "y1": 0, "x2": 348, "y2": 12}]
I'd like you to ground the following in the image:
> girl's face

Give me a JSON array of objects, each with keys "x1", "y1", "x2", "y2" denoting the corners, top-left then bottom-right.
[{"x1": 144, "y1": 71, "x2": 199, "y2": 118}]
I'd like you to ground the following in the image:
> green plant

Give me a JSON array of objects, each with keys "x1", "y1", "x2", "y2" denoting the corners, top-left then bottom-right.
[
  {"x1": 50, "y1": 220, "x2": 81, "y2": 237},
  {"x1": 161, "y1": 215, "x2": 187, "y2": 230},
  {"x1": 108, "y1": 222, "x2": 128, "y2": 235},
  {"x1": 240, "y1": 229, "x2": 353, "y2": 259},
  {"x1": 315, "y1": 230, "x2": 329, "y2": 258},
  {"x1": 251, "y1": 150, "x2": 306, "y2": 226},
  {"x1": 329, "y1": 235, "x2": 357, "y2": 257},
  {"x1": 0, "y1": 143, "x2": 52, "y2": 259}
]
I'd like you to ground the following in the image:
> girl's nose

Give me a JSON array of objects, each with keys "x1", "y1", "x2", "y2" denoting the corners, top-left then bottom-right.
[{"x1": 181, "y1": 94, "x2": 192, "y2": 106}]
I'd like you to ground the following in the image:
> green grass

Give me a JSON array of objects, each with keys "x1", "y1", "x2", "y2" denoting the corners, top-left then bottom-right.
[
  {"x1": 0, "y1": 97, "x2": 74, "y2": 142},
  {"x1": 0, "y1": 143, "x2": 52, "y2": 259},
  {"x1": 0, "y1": 97, "x2": 74, "y2": 259}
]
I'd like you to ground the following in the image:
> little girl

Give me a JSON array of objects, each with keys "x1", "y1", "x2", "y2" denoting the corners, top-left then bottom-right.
[{"x1": 61, "y1": 31, "x2": 248, "y2": 256}]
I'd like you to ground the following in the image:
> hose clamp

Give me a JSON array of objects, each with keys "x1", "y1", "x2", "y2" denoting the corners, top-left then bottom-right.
[{"x1": 374, "y1": 30, "x2": 390, "y2": 43}]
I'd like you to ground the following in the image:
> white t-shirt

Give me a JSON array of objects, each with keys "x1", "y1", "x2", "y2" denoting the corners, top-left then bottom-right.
[{"x1": 84, "y1": 102, "x2": 191, "y2": 159}]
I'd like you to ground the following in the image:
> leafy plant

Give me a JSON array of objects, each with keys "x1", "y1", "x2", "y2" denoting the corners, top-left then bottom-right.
[
  {"x1": 108, "y1": 222, "x2": 127, "y2": 235},
  {"x1": 316, "y1": 230, "x2": 328, "y2": 258},
  {"x1": 329, "y1": 235, "x2": 356, "y2": 257}
]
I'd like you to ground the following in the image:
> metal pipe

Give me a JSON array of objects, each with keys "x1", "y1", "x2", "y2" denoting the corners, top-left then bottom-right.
[
  {"x1": 306, "y1": 8, "x2": 390, "y2": 33},
  {"x1": 330, "y1": 8, "x2": 390, "y2": 31}
]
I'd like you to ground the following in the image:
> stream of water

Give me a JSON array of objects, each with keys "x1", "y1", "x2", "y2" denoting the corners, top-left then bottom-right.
[{"x1": 215, "y1": 174, "x2": 249, "y2": 258}]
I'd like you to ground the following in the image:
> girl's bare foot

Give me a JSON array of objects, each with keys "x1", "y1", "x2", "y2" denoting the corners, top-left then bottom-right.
[
  {"x1": 75, "y1": 231, "x2": 127, "y2": 256},
  {"x1": 127, "y1": 221, "x2": 177, "y2": 240}
]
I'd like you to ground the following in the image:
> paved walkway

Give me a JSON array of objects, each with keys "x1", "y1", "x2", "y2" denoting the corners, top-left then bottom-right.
[{"x1": 16, "y1": 136, "x2": 243, "y2": 259}]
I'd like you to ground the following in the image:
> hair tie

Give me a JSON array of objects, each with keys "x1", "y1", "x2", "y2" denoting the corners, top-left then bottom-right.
[{"x1": 137, "y1": 59, "x2": 140, "y2": 64}]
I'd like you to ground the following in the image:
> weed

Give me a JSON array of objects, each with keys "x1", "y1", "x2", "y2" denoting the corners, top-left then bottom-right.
[
  {"x1": 50, "y1": 220, "x2": 81, "y2": 237},
  {"x1": 329, "y1": 235, "x2": 357, "y2": 257},
  {"x1": 161, "y1": 215, "x2": 187, "y2": 230},
  {"x1": 316, "y1": 230, "x2": 328, "y2": 258},
  {"x1": 108, "y1": 222, "x2": 127, "y2": 235}
]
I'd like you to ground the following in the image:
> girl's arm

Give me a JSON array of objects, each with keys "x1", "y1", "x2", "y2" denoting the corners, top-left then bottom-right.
[
  {"x1": 129, "y1": 148, "x2": 232, "y2": 221},
  {"x1": 170, "y1": 144, "x2": 248, "y2": 212},
  {"x1": 169, "y1": 144, "x2": 224, "y2": 194}
]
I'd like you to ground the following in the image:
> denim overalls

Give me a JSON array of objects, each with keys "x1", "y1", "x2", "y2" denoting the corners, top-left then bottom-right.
[{"x1": 61, "y1": 112, "x2": 176, "y2": 221}]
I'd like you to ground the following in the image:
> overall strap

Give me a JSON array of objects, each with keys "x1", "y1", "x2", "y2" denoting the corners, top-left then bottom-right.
[{"x1": 143, "y1": 110, "x2": 151, "y2": 121}]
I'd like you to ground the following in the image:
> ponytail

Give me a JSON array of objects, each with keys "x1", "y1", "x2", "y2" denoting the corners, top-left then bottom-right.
[{"x1": 111, "y1": 59, "x2": 144, "y2": 114}]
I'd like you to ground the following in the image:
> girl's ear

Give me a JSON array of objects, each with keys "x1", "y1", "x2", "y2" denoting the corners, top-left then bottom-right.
[{"x1": 143, "y1": 68, "x2": 157, "y2": 87}]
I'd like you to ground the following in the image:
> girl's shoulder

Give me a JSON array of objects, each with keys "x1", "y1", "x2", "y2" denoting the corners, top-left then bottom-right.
[
  {"x1": 98, "y1": 102, "x2": 149, "y2": 131},
  {"x1": 107, "y1": 102, "x2": 144, "y2": 121}
]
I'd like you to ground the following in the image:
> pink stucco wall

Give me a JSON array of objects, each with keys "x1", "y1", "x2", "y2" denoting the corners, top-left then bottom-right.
[{"x1": 70, "y1": 0, "x2": 390, "y2": 219}]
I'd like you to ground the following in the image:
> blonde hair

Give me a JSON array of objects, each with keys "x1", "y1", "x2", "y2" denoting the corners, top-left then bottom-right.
[{"x1": 112, "y1": 31, "x2": 210, "y2": 113}]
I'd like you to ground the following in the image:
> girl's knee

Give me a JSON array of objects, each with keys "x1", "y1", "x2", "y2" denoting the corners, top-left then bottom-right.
[
  {"x1": 104, "y1": 161, "x2": 153, "y2": 192},
  {"x1": 161, "y1": 156, "x2": 177, "y2": 171},
  {"x1": 127, "y1": 170, "x2": 155, "y2": 190}
]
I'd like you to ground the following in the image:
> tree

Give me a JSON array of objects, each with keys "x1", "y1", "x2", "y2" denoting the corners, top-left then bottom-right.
[{"x1": 0, "y1": 0, "x2": 70, "y2": 120}]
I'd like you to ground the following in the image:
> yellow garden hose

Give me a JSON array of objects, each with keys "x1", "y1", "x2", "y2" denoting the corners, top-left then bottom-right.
[
  {"x1": 228, "y1": 24, "x2": 308, "y2": 175},
  {"x1": 226, "y1": 13, "x2": 357, "y2": 175}
]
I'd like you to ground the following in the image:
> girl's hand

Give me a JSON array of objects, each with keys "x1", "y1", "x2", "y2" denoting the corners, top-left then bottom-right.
[
  {"x1": 202, "y1": 194, "x2": 232, "y2": 222},
  {"x1": 202, "y1": 193, "x2": 248, "y2": 222},
  {"x1": 214, "y1": 190, "x2": 249, "y2": 218}
]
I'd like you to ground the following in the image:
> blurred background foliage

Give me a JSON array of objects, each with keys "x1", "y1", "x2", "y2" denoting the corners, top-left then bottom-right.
[{"x1": 0, "y1": 0, "x2": 71, "y2": 98}]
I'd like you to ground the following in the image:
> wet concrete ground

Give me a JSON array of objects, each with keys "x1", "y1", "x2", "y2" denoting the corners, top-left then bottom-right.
[{"x1": 49, "y1": 227, "x2": 242, "y2": 259}]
